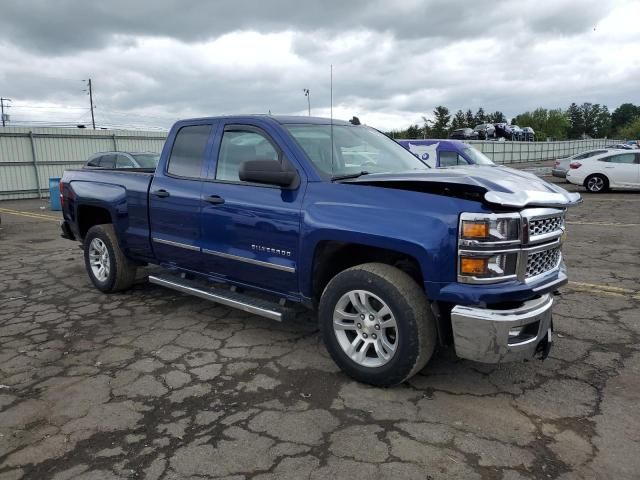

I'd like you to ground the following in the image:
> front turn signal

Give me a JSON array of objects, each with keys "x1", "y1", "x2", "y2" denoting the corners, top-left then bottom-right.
[
  {"x1": 460, "y1": 257, "x2": 488, "y2": 275},
  {"x1": 461, "y1": 221, "x2": 489, "y2": 239}
]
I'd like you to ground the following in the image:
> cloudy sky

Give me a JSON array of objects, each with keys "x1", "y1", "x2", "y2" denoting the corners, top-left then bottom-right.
[{"x1": 0, "y1": 0, "x2": 638, "y2": 131}]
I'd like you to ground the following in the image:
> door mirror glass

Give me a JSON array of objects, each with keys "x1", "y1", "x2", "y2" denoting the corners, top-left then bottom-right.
[{"x1": 239, "y1": 160, "x2": 298, "y2": 187}]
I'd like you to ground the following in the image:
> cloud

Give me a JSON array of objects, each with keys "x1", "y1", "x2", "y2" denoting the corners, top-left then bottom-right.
[{"x1": 0, "y1": 0, "x2": 637, "y2": 131}]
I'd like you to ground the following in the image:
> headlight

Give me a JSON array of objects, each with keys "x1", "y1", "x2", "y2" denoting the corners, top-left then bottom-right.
[
  {"x1": 459, "y1": 215, "x2": 520, "y2": 245},
  {"x1": 458, "y1": 212, "x2": 521, "y2": 284}
]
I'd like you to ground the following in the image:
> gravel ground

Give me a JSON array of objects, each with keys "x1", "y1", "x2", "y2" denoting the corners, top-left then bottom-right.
[{"x1": 0, "y1": 177, "x2": 638, "y2": 479}]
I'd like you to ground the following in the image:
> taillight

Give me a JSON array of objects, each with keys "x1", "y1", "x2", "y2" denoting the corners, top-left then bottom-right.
[
  {"x1": 569, "y1": 162, "x2": 581, "y2": 169},
  {"x1": 59, "y1": 181, "x2": 64, "y2": 208}
]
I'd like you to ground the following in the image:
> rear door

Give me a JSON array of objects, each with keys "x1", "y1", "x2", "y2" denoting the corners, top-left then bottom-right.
[
  {"x1": 601, "y1": 153, "x2": 639, "y2": 188},
  {"x1": 149, "y1": 122, "x2": 216, "y2": 271},
  {"x1": 198, "y1": 121, "x2": 304, "y2": 296}
]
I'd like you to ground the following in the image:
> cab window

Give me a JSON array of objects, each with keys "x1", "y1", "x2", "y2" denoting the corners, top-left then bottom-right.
[{"x1": 167, "y1": 124, "x2": 212, "y2": 178}]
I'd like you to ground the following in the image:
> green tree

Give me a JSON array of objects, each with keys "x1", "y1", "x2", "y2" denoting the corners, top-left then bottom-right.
[
  {"x1": 429, "y1": 106, "x2": 451, "y2": 138},
  {"x1": 406, "y1": 124, "x2": 421, "y2": 139},
  {"x1": 567, "y1": 103, "x2": 585, "y2": 139},
  {"x1": 514, "y1": 107, "x2": 569, "y2": 140},
  {"x1": 451, "y1": 110, "x2": 466, "y2": 130},
  {"x1": 546, "y1": 109, "x2": 570, "y2": 140},
  {"x1": 611, "y1": 103, "x2": 639, "y2": 135},
  {"x1": 619, "y1": 117, "x2": 640, "y2": 139},
  {"x1": 473, "y1": 107, "x2": 486, "y2": 125},
  {"x1": 464, "y1": 109, "x2": 474, "y2": 127},
  {"x1": 487, "y1": 111, "x2": 506, "y2": 123}
]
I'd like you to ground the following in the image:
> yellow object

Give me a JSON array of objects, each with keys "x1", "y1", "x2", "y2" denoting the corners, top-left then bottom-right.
[
  {"x1": 460, "y1": 257, "x2": 488, "y2": 275},
  {"x1": 462, "y1": 221, "x2": 489, "y2": 239}
]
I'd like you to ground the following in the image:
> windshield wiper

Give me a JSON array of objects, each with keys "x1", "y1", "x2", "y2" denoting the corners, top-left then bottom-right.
[{"x1": 331, "y1": 170, "x2": 370, "y2": 181}]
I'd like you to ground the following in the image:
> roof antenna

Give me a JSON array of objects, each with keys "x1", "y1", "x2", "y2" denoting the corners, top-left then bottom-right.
[{"x1": 330, "y1": 64, "x2": 334, "y2": 176}]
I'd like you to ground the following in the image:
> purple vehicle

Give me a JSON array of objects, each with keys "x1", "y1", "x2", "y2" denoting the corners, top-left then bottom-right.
[{"x1": 396, "y1": 139, "x2": 495, "y2": 168}]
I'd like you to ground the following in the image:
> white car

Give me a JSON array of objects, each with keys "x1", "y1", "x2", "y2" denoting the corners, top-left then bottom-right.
[{"x1": 566, "y1": 150, "x2": 640, "y2": 193}]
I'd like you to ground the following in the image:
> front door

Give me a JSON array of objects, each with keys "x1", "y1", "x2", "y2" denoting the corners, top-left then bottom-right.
[
  {"x1": 149, "y1": 122, "x2": 214, "y2": 271},
  {"x1": 199, "y1": 123, "x2": 304, "y2": 296}
]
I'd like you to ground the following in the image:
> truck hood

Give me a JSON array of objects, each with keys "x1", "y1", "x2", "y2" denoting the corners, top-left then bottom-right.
[{"x1": 342, "y1": 165, "x2": 582, "y2": 208}]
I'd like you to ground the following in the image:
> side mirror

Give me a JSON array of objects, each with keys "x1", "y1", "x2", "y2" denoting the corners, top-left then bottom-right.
[{"x1": 239, "y1": 160, "x2": 299, "y2": 188}]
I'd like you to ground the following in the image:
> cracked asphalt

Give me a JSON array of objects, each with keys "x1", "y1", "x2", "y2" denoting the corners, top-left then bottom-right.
[{"x1": 0, "y1": 177, "x2": 638, "y2": 479}]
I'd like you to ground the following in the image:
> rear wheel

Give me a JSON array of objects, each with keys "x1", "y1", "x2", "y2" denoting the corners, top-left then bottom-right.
[
  {"x1": 319, "y1": 263, "x2": 436, "y2": 386},
  {"x1": 83, "y1": 224, "x2": 137, "y2": 293},
  {"x1": 585, "y1": 174, "x2": 608, "y2": 193}
]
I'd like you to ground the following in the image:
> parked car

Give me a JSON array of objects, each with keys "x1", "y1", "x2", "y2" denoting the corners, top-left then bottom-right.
[
  {"x1": 85, "y1": 151, "x2": 160, "y2": 169},
  {"x1": 494, "y1": 123, "x2": 514, "y2": 140},
  {"x1": 510, "y1": 125, "x2": 524, "y2": 141},
  {"x1": 396, "y1": 139, "x2": 495, "y2": 168},
  {"x1": 473, "y1": 124, "x2": 496, "y2": 140},
  {"x1": 552, "y1": 149, "x2": 610, "y2": 178},
  {"x1": 605, "y1": 143, "x2": 635, "y2": 150},
  {"x1": 566, "y1": 150, "x2": 640, "y2": 192},
  {"x1": 522, "y1": 127, "x2": 535, "y2": 141},
  {"x1": 60, "y1": 115, "x2": 580, "y2": 386},
  {"x1": 449, "y1": 128, "x2": 478, "y2": 140}
]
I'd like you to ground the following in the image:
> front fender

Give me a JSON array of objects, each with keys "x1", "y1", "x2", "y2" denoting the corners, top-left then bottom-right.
[{"x1": 298, "y1": 182, "x2": 485, "y2": 298}]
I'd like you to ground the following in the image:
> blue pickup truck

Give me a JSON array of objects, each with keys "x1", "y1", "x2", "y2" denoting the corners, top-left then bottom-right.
[{"x1": 60, "y1": 115, "x2": 581, "y2": 386}]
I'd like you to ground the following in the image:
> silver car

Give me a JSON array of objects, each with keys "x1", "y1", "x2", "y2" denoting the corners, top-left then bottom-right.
[{"x1": 552, "y1": 149, "x2": 610, "y2": 178}]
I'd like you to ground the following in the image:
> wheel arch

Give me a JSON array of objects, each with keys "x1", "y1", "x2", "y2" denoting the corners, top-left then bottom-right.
[{"x1": 306, "y1": 239, "x2": 427, "y2": 305}]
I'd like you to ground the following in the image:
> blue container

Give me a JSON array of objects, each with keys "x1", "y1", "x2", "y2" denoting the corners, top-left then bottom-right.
[{"x1": 49, "y1": 177, "x2": 61, "y2": 211}]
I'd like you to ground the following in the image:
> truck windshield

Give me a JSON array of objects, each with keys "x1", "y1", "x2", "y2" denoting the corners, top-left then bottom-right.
[
  {"x1": 284, "y1": 124, "x2": 428, "y2": 177},
  {"x1": 463, "y1": 147, "x2": 495, "y2": 165},
  {"x1": 132, "y1": 154, "x2": 160, "y2": 168}
]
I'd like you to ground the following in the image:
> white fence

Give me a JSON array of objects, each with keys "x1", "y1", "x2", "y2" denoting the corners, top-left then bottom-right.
[
  {"x1": 466, "y1": 138, "x2": 623, "y2": 164},
  {"x1": 0, "y1": 127, "x2": 167, "y2": 200},
  {"x1": 0, "y1": 126, "x2": 624, "y2": 200}
]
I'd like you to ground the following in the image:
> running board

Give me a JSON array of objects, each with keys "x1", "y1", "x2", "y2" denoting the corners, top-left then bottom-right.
[{"x1": 148, "y1": 273, "x2": 292, "y2": 322}]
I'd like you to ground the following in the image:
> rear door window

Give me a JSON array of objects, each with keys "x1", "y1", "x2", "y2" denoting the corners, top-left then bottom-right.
[
  {"x1": 116, "y1": 154, "x2": 135, "y2": 168},
  {"x1": 167, "y1": 124, "x2": 213, "y2": 178},
  {"x1": 98, "y1": 154, "x2": 115, "y2": 168}
]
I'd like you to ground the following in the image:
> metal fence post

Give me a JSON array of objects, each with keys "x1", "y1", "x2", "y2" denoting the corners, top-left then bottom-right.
[
  {"x1": 112, "y1": 133, "x2": 118, "y2": 151},
  {"x1": 28, "y1": 131, "x2": 43, "y2": 199}
]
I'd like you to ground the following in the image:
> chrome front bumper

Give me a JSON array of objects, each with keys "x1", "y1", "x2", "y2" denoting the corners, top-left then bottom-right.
[{"x1": 451, "y1": 293, "x2": 553, "y2": 363}]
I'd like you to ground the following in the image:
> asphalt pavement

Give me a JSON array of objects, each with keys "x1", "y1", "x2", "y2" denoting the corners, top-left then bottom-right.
[{"x1": 0, "y1": 177, "x2": 638, "y2": 479}]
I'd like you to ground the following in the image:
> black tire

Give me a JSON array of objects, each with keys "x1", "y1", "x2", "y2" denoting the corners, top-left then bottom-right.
[
  {"x1": 83, "y1": 224, "x2": 137, "y2": 293},
  {"x1": 319, "y1": 263, "x2": 436, "y2": 386},
  {"x1": 584, "y1": 174, "x2": 608, "y2": 193}
]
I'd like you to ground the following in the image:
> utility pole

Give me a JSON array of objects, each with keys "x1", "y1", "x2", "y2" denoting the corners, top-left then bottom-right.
[
  {"x1": 0, "y1": 97, "x2": 10, "y2": 127},
  {"x1": 84, "y1": 78, "x2": 96, "y2": 129},
  {"x1": 303, "y1": 89, "x2": 310, "y2": 116}
]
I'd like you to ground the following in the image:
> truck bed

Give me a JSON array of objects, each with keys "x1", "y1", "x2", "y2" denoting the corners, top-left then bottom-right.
[{"x1": 61, "y1": 168, "x2": 155, "y2": 260}]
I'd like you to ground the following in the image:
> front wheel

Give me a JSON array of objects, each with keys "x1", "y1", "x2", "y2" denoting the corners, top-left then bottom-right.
[
  {"x1": 83, "y1": 224, "x2": 137, "y2": 293},
  {"x1": 319, "y1": 263, "x2": 436, "y2": 386},
  {"x1": 585, "y1": 174, "x2": 608, "y2": 193}
]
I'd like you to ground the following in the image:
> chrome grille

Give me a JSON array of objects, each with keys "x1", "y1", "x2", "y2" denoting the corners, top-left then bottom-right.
[
  {"x1": 526, "y1": 247, "x2": 561, "y2": 278},
  {"x1": 529, "y1": 215, "x2": 564, "y2": 238}
]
